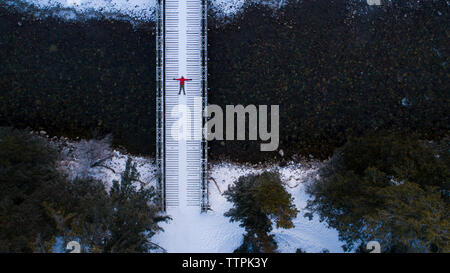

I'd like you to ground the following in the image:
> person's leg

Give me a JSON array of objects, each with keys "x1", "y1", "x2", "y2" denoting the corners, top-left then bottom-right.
[
  {"x1": 178, "y1": 85, "x2": 182, "y2": 95},
  {"x1": 182, "y1": 85, "x2": 186, "y2": 95}
]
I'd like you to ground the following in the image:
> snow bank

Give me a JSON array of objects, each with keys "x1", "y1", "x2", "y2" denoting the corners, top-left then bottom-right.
[
  {"x1": 54, "y1": 136, "x2": 157, "y2": 191},
  {"x1": 211, "y1": 0, "x2": 288, "y2": 17},
  {"x1": 3, "y1": 0, "x2": 288, "y2": 22},
  {"x1": 3, "y1": 0, "x2": 157, "y2": 21}
]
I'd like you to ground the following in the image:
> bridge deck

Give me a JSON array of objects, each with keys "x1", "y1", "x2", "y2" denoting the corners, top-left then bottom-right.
[{"x1": 164, "y1": 0, "x2": 204, "y2": 210}]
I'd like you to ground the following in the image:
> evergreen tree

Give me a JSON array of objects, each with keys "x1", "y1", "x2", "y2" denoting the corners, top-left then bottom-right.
[
  {"x1": 365, "y1": 183, "x2": 449, "y2": 253},
  {"x1": 305, "y1": 134, "x2": 449, "y2": 252},
  {"x1": 103, "y1": 158, "x2": 169, "y2": 252},
  {"x1": 54, "y1": 177, "x2": 111, "y2": 253},
  {"x1": 224, "y1": 171, "x2": 298, "y2": 253},
  {"x1": 0, "y1": 127, "x2": 66, "y2": 252},
  {"x1": 0, "y1": 127, "x2": 169, "y2": 253},
  {"x1": 44, "y1": 160, "x2": 170, "y2": 253}
]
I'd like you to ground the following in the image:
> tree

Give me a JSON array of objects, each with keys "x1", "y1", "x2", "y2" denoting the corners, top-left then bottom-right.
[
  {"x1": 224, "y1": 171, "x2": 298, "y2": 253},
  {"x1": 305, "y1": 134, "x2": 449, "y2": 252},
  {"x1": 51, "y1": 158, "x2": 170, "y2": 253},
  {"x1": 103, "y1": 158, "x2": 169, "y2": 252},
  {"x1": 51, "y1": 177, "x2": 112, "y2": 253},
  {"x1": 0, "y1": 127, "x2": 65, "y2": 252},
  {"x1": 42, "y1": 159, "x2": 170, "y2": 253},
  {"x1": 0, "y1": 127, "x2": 169, "y2": 253},
  {"x1": 365, "y1": 183, "x2": 449, "y2": 253}
]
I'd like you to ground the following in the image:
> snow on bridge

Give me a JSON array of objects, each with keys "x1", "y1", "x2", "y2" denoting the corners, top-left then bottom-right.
[{"x1": 156, "y1": 0, "x2": 208, "y2": 213}]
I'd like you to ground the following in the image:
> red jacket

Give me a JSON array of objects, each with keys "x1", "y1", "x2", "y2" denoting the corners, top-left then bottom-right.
[{"x1": 174, "y1": 77, "x2": 192, "y2": 86}]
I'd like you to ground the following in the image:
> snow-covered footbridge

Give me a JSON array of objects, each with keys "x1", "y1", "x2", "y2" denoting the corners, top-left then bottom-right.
[{"x1": 156, "y1": 0, "x2": 209, "y2": 212}]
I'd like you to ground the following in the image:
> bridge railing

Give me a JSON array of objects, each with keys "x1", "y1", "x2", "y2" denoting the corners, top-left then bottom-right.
[
  {"x1": 201, "y1": 0, "x2": 209, "y2": 212},
  {"x1": 156, "y1": 0, "x2": 166, "y2": 211}
]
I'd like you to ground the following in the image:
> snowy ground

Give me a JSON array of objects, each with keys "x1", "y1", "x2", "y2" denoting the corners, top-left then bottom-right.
[
  {"x1": 2, "y1": 0, "x2": 288, "y2": 22},
  {"x1": 3, "y1": 0, "x2": 157, "y2": 21},
  {"x1": 156, "y1": 162, "x2": 344, "y2": 253},
  {"x1": 52, "y1": 135, "x2": 343, "y2": 253}
]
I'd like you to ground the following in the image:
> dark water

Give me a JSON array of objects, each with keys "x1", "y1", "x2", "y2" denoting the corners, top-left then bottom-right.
[
  {"x1": 0, "y1": 1, "x2": 448, "y2": 162},
  {"x1": 0, "y1": 4, "x2": 156, "y2": 155}
]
